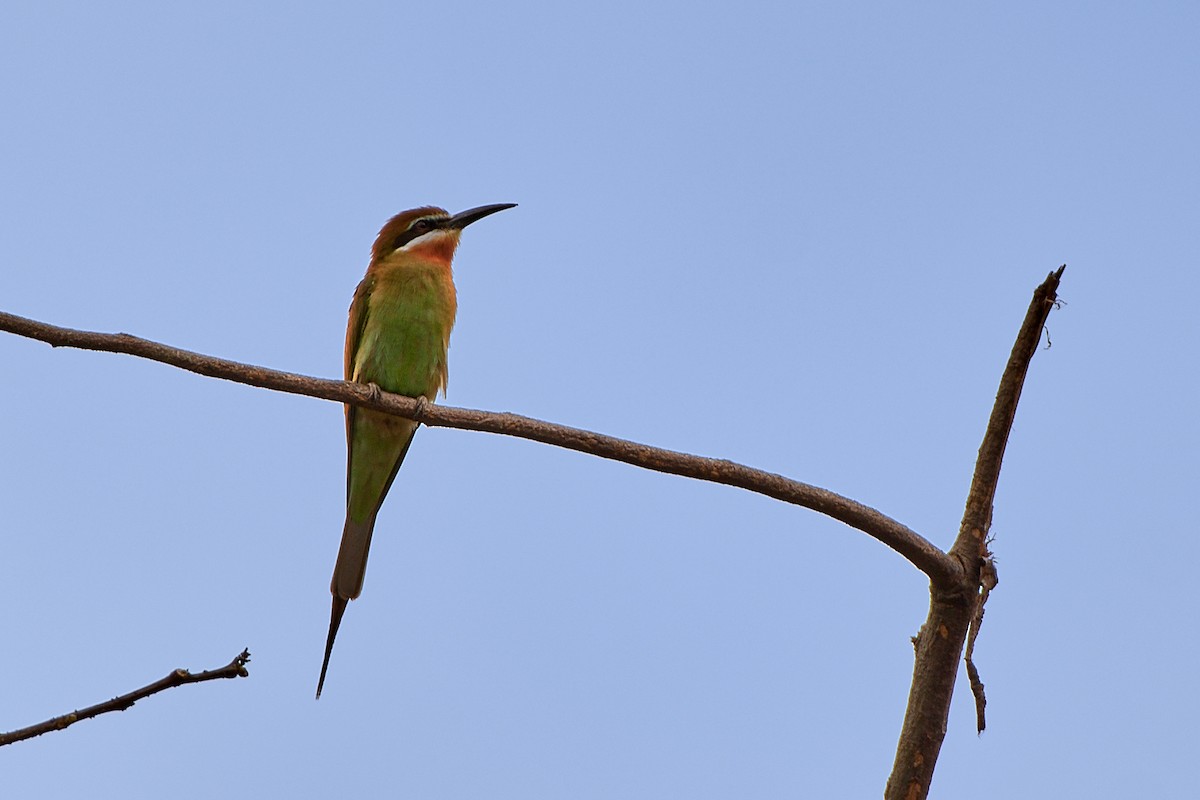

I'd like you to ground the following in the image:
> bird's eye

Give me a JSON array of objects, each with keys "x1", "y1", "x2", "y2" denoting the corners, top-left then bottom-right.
[{"x1": 412, "y1": 219, "x2": 430, "y2": 232}]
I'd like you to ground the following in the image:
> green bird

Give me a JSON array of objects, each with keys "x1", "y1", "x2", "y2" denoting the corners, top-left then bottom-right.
[{"x1": 317, "y1": 202, "x2": 516, "y2": 698}]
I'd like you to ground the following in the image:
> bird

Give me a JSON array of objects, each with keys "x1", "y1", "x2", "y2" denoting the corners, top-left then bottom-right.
[{"x1": 317, "y1": 202, "x2": 516, "y2": 698}]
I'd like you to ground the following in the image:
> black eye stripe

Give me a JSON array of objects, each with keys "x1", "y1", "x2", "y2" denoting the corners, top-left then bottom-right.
[{"x1": 391, "y1": 217, "x2": 445, "y2": 250}]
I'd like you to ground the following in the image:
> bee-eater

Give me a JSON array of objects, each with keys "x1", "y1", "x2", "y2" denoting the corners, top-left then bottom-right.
[{"x1": 317, "y1": 202, "x2": 516, "y2": 698}]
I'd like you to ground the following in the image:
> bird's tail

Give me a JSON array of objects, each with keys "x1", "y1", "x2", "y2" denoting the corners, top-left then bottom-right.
[
  {"x1": 316, "y1": 514, "x2": 377, "y2": 699},
  {"x1": 317, "y1": 595, "x2": 348, "y2": 699}
]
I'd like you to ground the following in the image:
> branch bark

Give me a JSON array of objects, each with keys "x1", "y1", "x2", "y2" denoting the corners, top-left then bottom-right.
[
  {"x1": 0, "y1": 649, "x2": 251, "y2": 747},
  {"x1": 2, "y1": 266, "x2": 1063, "y2": 792},
  {"x1": 884, "y1": 266, "x2": 1064, "y2": 800},
  {"x1": 0, "y1": 310, "x2": 954, "y2": 585}
]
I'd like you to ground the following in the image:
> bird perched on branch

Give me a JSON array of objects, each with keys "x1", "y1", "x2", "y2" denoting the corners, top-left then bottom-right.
[{"x1": 317, "y1": 202, "x2": 516, "y2": 698}]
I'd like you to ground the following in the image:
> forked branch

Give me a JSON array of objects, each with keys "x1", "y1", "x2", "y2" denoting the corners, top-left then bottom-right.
[
  {"x1": 885, "y1": 265, "x2": 1065, "y2": 800},
  {"x1": 2, "y1": 266, "x2": 1063, "y2": 793}
]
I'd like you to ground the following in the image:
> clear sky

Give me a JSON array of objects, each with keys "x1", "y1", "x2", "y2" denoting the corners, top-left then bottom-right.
[{"x1": 2, "y1": 2, "x2": 1197, "y2": 797}]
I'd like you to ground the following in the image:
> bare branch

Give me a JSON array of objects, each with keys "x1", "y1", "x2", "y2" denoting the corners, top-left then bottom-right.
[
  {"x1": 965, "y1": 555, "x2": 998, "y2": 733},
  {"x1": 0, "y1": 649, "x2": 251, "y2": 747},
  {"x1": 885, "y1": 266, "x2": 1065, "y2": 800},
  {"x1": 0, "y1": 310, "x2": 955, "y2": 584},
  {"x1": 951, "y1": 265, "x2": 1065, "y2": 566}
]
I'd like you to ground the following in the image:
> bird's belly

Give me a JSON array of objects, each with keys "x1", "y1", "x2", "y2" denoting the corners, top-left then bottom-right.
[{"x1": 355, "y1": 291, "x2": 452, "y2": 398}]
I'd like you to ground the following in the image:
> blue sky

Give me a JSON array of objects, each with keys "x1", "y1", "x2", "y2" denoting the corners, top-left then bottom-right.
[{"x1": 2, "y1": 2, "x2": 1197, "y2": 797}]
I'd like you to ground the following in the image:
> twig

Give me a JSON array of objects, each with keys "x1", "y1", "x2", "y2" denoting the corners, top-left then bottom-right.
[
  {"x1": 966, "y1": 555, "x2": 998, "y2": 733},
  {"x1": 0, "y1": 310, "x2": 956, "y2": 585},
  {"x1": 0, "y1": 649, "x2": 251, "y2": 747}
]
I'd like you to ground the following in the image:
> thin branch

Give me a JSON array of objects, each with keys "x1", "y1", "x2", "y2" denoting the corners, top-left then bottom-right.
[
  {"x1": 885, "y1": 266, "x2": 1065, "y2": 800},
  {"x1": 950, "y1": 265, "x2": 1066, "y2": 565},
  {"x1": 0, "y1": 649, "x2": 251, "y2": 747},
  {"x1": 0, "y1": 310, "x2": 956, "y2": 585},
  {"x1": 965, "y1": 555, "x2": 998, "y2": 733},
  {"x1": 949, "y1": 265, "x2": 1062, "y2": 726}
]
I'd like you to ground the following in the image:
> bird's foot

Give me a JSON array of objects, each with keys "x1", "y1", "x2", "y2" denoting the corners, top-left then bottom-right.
[
  {"x1": 412, "y1": 395, "x2": 430, "y2": 423},
  {"x1": 364, "y1": 382, "x2": 384, "y2": 404}
]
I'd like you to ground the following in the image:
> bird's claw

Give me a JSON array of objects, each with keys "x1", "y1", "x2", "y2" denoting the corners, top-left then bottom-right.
[
  {"x1": 364, "y1": 382, "x2": 383, "y2": 403},
  {"x1": 412, "y1": 395, "x2": 430, "y2": 423}
]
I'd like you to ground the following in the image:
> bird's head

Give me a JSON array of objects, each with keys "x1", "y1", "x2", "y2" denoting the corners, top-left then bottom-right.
[{"x1": 371, "y1": 203, "x2": 516, "y2": 264}]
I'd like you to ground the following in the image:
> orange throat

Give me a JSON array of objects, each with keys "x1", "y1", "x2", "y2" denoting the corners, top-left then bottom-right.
[{"x1": 397, "y1": 229, "x2": 460, "y2": 265}]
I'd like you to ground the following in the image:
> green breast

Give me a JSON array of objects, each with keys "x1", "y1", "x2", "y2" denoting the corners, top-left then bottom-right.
[{"x1": 354, "y1": 268, "x2": 455, "y2": 399}]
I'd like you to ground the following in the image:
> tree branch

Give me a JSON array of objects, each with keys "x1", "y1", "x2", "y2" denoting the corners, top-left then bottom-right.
[
  {"x1": 885, "y1": 266, "x2": 1065, "y2": 800},
  {"x1": 0, "y1": 649, "x2": 251, "y2": 747},
  {"x1": 965, "y1": 555, "x2": 998, "y2": 733},
  {"x1": 4, "y1": 266, "x2": 1063, "y2": 794},
  {"x1": 0, "y1": 310, "x2": 955, "y2": 584},
  {"x1": 951, "y1": 264, "x2": 1065, "y2": 564}
]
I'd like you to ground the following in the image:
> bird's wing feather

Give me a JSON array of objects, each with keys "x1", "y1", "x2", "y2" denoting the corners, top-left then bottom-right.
[
  {"x1": 343, "y1": 276, "x2": 373, "y2": 501},
  {"x1": 345, "y1": 276, "x2": 372, "y2": 381}
]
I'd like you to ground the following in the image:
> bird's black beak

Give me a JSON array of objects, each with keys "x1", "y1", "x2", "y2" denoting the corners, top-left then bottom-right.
[{"x1": 448, "y1": 203, "x2": 517, "y2": 230}]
